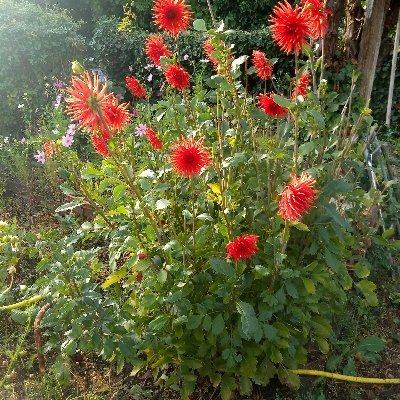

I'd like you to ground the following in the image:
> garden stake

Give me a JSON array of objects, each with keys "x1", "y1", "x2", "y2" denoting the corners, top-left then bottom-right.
[
  {"x1": 34, "y1": 302, "x2": 51, "y2": 373},
  {"x1": 291, "y1": 369, "x2": 400, "y2": 384}
]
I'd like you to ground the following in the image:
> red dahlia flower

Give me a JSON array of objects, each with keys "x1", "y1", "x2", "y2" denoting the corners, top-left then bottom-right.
[
  {"x1": 164, "y1": 64, "x2": 191, "y2": 91},
  {"x1": 226, "y1": 234, "x2": 259, "y2": 261},
  {"x1": 203, "y1": 38, "x2": 219, "y2": 70},
  {"x1": 66, "y1": 71, "x2": 111, "y2": 133},
  {"x1": 301, "y1": 0, "x2": 332, "y2": 40},
  {"x1": 146, "y1": 128, "x2": 163, "y2": 150},
  {"x1": 152, "y1": 0, "x2": 192, "y2": 36},
  {"x1": 126, "y1": 76, "x2": 147, "y2": 99},
  {"x1": 269, "y1": 0, "x2": 311, "y2": 55},
  {"x1": 278, "y1": 173, "x2": 318, "y2": 221},
  {"x1": 103, "y1": 94, "x2": 130, "y2": 133},
  {"x1": 252, "y1": 50, "x2": 273, "y2": 80},
  {"x1": 91, "y1": 131, "x2": 111, "y2": 158},
  {"x1": 257, "y1": 93, "x2": 288, "y2": 118},
  {"x1": 145, "y1": 34, "x2": 172, "y2": 66},
  {"x1": 292, "y1": 71, "x2": 311, "y2": 98},
  {"x1": 170, "y1": 137, "x2": 211, "y2": 177}
]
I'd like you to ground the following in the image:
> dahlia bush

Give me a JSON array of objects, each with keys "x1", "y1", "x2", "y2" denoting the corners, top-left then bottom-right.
[{"x1": 28, "y1": 0, "x2": 383, "y2": 398}]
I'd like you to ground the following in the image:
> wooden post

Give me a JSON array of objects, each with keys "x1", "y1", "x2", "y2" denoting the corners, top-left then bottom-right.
[
  {"x1": 358, "y1": 0, "x2": 390, "y2": 102},
  {"x1": 386, "y1": 8, "x2": 400, "y2": 126}
]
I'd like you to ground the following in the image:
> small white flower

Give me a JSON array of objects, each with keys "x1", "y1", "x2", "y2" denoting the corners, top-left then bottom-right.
[
  {"x1": 52, "y1": 129, "x2": 59, "y2": 135},
  {"x1": 147, "y1": 74, "x2": 153, "y2": 82},
  {"x1": 18, "y1": 104, "x2": 24, "y2": 109}
]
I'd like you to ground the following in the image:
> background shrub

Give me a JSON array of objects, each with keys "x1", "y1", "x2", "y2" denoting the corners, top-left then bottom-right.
[{"x1": 0, "y1": 0, "x2": 85, "y2": 136}]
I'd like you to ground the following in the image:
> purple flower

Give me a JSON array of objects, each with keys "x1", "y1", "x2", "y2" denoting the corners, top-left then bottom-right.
[
  {"x1": 54, "y1": 94, "x2": 62, "y2": 109},
  {"x1": 135, "y1": 123, "x2": 147, "y2": 137},
  {"x1": 34, "y1": 150, "x2": 46, "y2": 164},
  {"x1": 156, "y1": 92, "x2": 161, "y2": 97},
  {"x1": 53, "y1": 79, "x2": 65, "y2": 89},
  {"x1": 116, "y1": 93, "x2": 124, "y2": 100},
  {"x1": 129, "y1": 65, "x2": 134, "y2": 72},
  {"x1": 132, "y1": 109, "x2": 139, "y2": 118},
  {"x1": 61, "y1": 134, "x2": 74, "y2": 148},
  {"x1": 67, "y1": 124, "x2": 76, "y2": 136},
  {"x1": 147, "y1": 74, "x2": 153, "y2": 82},
  {"x1": 183, "y1": 54, "x2": 189, "y2": 61}
]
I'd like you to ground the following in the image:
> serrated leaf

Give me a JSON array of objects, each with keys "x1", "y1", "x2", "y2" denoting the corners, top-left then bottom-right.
[
  {"x1": 187, "y1": 315, "x2": 202, "y2": 330},
  {"x1": 298, "y1": 142, "x2": 315, "y2": 157},
  {"x1": 55, "y1": 198, "x2": 85, "y2": 213},
  {"x1": 356, "y1": 336, "x2": 385, "y2": 355},
  {"x1": 356, "y1": 280, "x2": 378, "y2": 306},
  {"x1": 101, "y1": 267, "x2": 128, "y2": 289},
  {"x1": 148, "y1": 315, "x2": 169, "y2": 331},
  {"x1": 353, "y1": 262, "x2": 370, "y2": 278},
  {"x1": 309, "y1": 110, "x2": 325, "y2": 130},
  {"x1": 236, "y1": 301, "x2": 262, "y2": 341},
  {"x1": 209, "y1": 258, "x2": 235, "y2": 278},
  {"x1": 220, "y1": 374, "x2": 236, "y2": 400},
  {"x1": 272, "y1": 94, "x2": 291, "y2": 109},
  {"x1": 212, "y1": 314, "x2": 225, "y2": 335},
  {"x1": 290, "y1": 220, "x2": 310, "y2": 231}
]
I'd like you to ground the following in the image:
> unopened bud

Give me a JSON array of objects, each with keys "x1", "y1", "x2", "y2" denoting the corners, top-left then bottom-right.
[
  {"x1": 72, "y1": 61, "x2": 85, "y2": 75},
  {"x1": 137, "y1": 250, "x2": 147, "y2": 260}
]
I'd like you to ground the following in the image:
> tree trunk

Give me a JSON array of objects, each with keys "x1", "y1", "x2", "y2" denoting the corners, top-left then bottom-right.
[
  {"x1": 343, "y1": 0, "x2": 363, "y2": 63},
  {"x1": 324, "y1": 0, "x2": 346, "y2": 66},
  {"x1": 358, "y1": 0, "x2": 390, "y2": 102}
]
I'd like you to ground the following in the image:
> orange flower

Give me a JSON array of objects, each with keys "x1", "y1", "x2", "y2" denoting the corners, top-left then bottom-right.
[
  {"x1": 252, "y1": 50, "x2": 273, "y2": 80},
  {"x1": 91, "y1": 131, "x2": 111, "y2": 158},
  {"x1": 170, "y1": 137, "x2": 211, "y2": 177},
  {"x1": 146, "y1": 128, "x2": 163, "y2": 150},
  {"x1": 66, "y1": 71, "x2": 111, "y2": 133},
  {"x1": 152, "y1": 0, "x2": 192, "y2": 36},
  {"x1": 278, "y1": 173, "x2": 318, "y2": 221},
  {"x1": 203, "y1": 38, "x2": 219, "y2": 71},
  {"x1": 269, "y1": 0, "x2": 311, "y2": 55},
  {"x1": 126, "y1": 76, "x2": 147, "y2": 99},
  {"x1": 102, "y1": 94, "x2": 131, "y2": 133},
  {"x1": 257, "y1": 93, "x2": 288, "y2": 118},
  {"x1": 145, "y1": 34, "x2": 172, "y2": 66},
  {"x1": 301, "y1": 0, "x2": 332, "y2": 40},
  {"x1": 164, "y1": 64, "x2": 191, "y2": 91},
  {"x1": 292, "y1": 71, "x2": 311, "y2": 98}
]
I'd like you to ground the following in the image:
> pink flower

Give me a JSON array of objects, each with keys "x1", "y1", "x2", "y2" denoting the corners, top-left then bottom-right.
[
  {"x1": 61, "y1": 134, "x2": 74, "y2": 148},
  {"x1": 34, "y1": 150, "x2": 46, "y2": 164}
]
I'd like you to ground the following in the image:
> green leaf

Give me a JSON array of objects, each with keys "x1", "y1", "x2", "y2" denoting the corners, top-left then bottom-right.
[
  {"x1": 101, "y1": 267, "x2": 128, "y2": 289},
  {"x1": 55, "y1": 198, "x2": 85, "y2": 213},
  {"x1": 236, "y1": 301, "x2": 262, "y2": 341},
  {"x1": 193, "y1": 19, "x2": 207, "y2": 31},
  {"x1": 356, "y1": 336, "x2": 385, "y2": 355},
  {"x1": 356, "y1": 280, "x2": 378, "y2": 306},
  {"x1": 61, "y1": 338, "x2": 76, "y2": 355},
  {"x1": 353, "y1": 262, "x2": 370, "y2": 278},
  {"x1": 298, "y1": 142, "x2": 315, "y2": 157},
  {"x1": 148, "y1": 315, "x2": 169, "y2": 331},
  {"x1": 212, "y1": 314, "x2": 225, "y2": 335},
  {"x1": 187, "y1": 315, "x2": 203, "y2": 330},
  {"x1": 81, "y1": 166, "x2": 102, "y2": 179},
  {"x1": 302, "y1": 278, "x2": 316, "y2": 294},
  {"x1": 220, "y1": 374, "x2": 236, "y2": 400},
  {"x1": 278, "y1": 369, "x2": 300, "y2": 389},
  {"x1": 309, "y1": 110, "x2": 325, "y2": 130},
  {"x1": 272, "y1": 94, "x2": 291, "y2": 109},
  {"x1": 155, "y1": 198, "x2": 171, "y2": 210},
  {"x1": 209, "y1": 258, "x2": 235, "y2": 278},
  {"x1": 316, "y1": 337, "x2": 330, "y2": 354},
  {"x1": 197, "y1": 213, "x2": 213, "y2": 221}
]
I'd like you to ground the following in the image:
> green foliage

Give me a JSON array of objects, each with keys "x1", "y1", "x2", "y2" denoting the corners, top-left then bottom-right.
[
  {"x1": 89, "y1": 16, "x2": 292, "y2": 96},
  {"x1": 0, "y1": 0, "x2": 85, "y2": 135}
]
